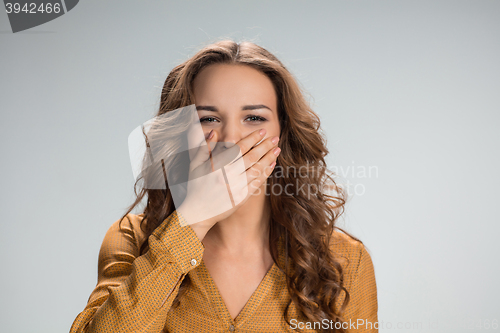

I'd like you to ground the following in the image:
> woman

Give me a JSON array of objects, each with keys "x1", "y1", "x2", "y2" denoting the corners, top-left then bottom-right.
[{"x1": 70, "y1": 40, "x2": 378, "y2": 333}]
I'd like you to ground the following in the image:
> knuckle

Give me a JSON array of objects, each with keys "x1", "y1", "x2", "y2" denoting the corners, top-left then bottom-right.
[
  {"x1": 266, "y1": 147, "x2": 277, "y2": 159},
  {"x1": 247, "y1": 148, "x2": 259, "y2": 163},
  {"x1": 239, "y1": 142, "x2": 251, "y2": 156},
  {"x1": 266, "y1": 138, "x2": 276, "y2": 149},
  {"x1": 251, "y1": 167, "x2": 261, "y2": 178}
]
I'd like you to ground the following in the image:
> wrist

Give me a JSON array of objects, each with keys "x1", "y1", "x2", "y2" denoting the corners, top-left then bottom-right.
[{"x1": 176, "y1": 203, "x2": 215, "y2": 241}]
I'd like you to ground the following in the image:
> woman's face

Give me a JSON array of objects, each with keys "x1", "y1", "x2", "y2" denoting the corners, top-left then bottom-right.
[{"x1": 190, "y1": 63, "x2": 280, "y2": 158}]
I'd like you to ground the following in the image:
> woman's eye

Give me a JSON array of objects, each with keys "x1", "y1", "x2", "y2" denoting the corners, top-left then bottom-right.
[
  {"x1": 200, "y1": 117, "x2": 219, "y2": 123},
  {"x1": 200, "y1": 115, "x2": 267, "y2": 123},
  {"x1": 245, "y1": 115, "x2": 267, "y2": 122}
]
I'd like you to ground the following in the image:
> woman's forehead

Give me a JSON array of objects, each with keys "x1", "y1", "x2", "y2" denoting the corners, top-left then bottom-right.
[{"x1": 192, "y1": 64, "x2": 277, "y2": 110}]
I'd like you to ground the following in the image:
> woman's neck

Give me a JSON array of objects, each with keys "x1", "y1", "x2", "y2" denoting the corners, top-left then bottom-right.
[{"x1": 203, "y1": 189, "x2": 271, "y2": 257}]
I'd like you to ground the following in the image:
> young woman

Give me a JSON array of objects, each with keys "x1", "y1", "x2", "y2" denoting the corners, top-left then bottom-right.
[{"x1": 70, "y1": 40, "x2": 378, "y2": 333}]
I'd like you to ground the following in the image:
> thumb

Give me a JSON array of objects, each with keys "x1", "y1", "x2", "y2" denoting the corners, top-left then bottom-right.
[{"x1": 189, "y1": 129, "x2": 217, "y2": 172}]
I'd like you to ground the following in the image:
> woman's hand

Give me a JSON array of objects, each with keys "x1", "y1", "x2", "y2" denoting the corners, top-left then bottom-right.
[{"x1": 177, "y1": 128, "x2": 280, "y2": 241}]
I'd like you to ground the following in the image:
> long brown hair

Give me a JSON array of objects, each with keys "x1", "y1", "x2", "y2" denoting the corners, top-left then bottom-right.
[{"x1": 118, "y1": 39, "x2": 356, "y2": 332}]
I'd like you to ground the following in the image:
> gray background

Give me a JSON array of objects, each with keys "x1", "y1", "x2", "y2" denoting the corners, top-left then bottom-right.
[{"x1": 1, "y1": 1, "x2": 499, "y2": 332}]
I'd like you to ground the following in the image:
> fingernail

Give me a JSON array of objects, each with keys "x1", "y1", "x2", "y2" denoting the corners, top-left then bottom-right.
[
  {"x1": 208, "y1": 130, "x2": 214, "y2": 140},
  {"x1": 271, "y1": 136, "x2": 279, "y2": 144},
  {"x1": 273, "y1": 147, "x2": 281, "y2": 156},
  {"x1": 270, "y1": 161, "x2": 276, "y2": 168},
  {"x1": 259, "y1": 129, "x2": 266, "y2": 136}
]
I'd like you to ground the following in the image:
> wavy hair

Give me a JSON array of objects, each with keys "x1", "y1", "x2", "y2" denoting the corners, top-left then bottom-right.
[{"x1": 118, "y1": 39, "x2": 356, "y2": 332}]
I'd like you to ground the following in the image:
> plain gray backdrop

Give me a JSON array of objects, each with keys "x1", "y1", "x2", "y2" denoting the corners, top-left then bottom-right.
[{"x1": 1, "y1": 1, "x2": 499, "y2": 332}]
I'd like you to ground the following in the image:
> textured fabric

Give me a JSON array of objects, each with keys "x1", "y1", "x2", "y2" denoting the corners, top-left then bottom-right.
[{"x1": 70, "y1": 211, "x2": 378, "y2": 332}]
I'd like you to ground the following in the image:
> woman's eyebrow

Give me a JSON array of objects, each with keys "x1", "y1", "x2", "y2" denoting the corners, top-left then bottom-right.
[
  {"x1": 196, "y1": 105, "x2": 217, "y2": 111},
  {"x1": 196, "y1": 104, "x2": 272, "y2": 111},
  {"x1": 242, "y1": 104, "x2": 271, "y2": 111}
]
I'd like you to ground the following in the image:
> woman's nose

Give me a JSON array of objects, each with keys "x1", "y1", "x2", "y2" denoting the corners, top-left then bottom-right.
[{"x1": 216, "y1": 125, "x2": 241, "y2": 149}]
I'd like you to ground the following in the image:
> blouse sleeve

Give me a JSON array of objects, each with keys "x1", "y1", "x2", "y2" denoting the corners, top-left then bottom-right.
[
  {"x1": 69, "y1": 210, "x2": 204, "y2": 333},
  {"x1": 342, "y1": 243, "x2": 378, "y2": 333}
]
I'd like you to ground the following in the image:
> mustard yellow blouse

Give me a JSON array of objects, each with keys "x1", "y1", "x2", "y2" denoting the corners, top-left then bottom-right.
[{"x1": 70, "y1": 210, "x2": 378, "y2": 332}]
